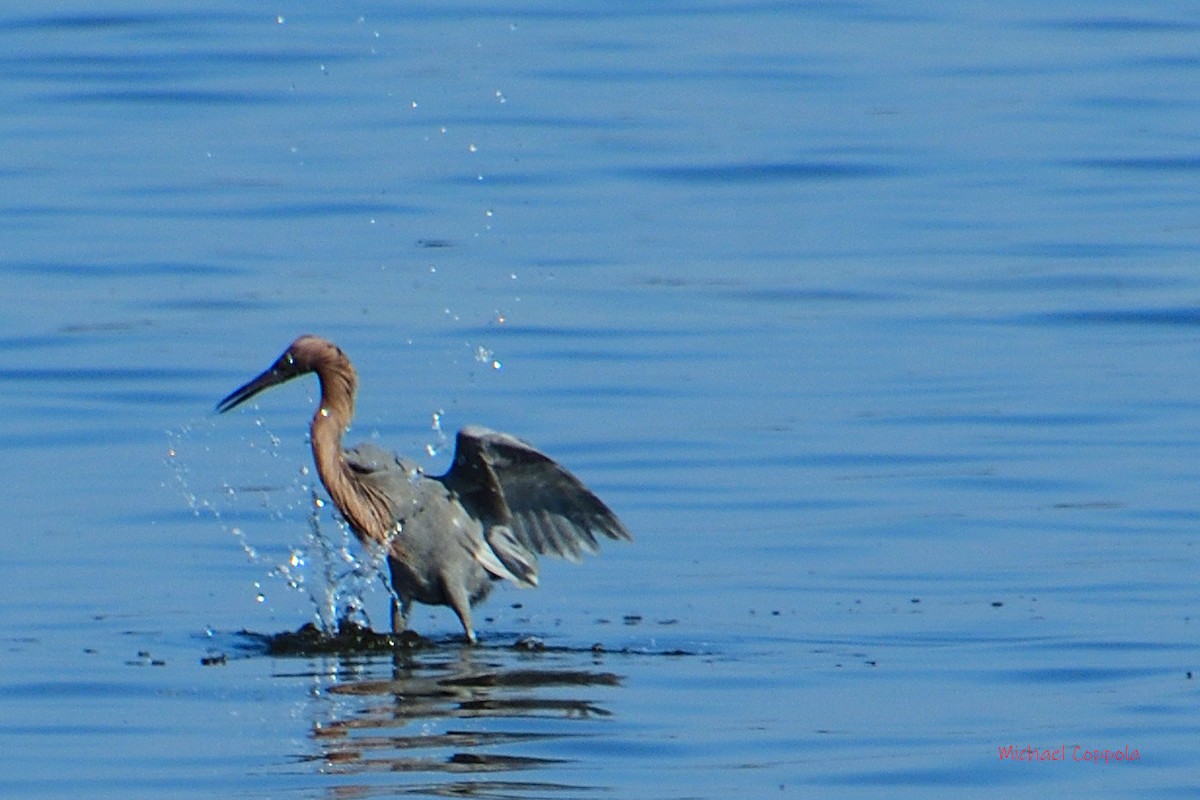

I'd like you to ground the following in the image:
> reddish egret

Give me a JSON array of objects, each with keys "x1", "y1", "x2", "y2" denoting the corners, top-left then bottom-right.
[{"x1": 217, "y1": 335, "x2": 631, "y2": 642}]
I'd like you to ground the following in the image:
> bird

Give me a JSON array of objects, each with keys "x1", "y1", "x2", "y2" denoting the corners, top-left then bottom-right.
[{"x1": 216, "y1": 335, "x2": 631, "y2": 643}]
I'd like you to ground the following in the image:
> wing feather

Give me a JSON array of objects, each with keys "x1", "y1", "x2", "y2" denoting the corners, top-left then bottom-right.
[{"x1": 439, "y1": 426, "x2": 631, "y2": 561}]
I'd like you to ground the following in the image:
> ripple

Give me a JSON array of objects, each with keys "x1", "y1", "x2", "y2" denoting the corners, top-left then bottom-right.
[
  {"x1": 1069, "y1": 156, "x2": 1200, "y2": 172},
  {"x1": 1024, "y1": 307, "x2": 1200, "y2": 327},
  {"x1": 630, "y1": 160, "x2": 899, "y2": 184}
]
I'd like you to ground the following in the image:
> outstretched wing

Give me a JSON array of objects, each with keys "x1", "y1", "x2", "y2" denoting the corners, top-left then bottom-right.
[{"x1": 439, "y1": 426, "x2": 632, "y2": 562}]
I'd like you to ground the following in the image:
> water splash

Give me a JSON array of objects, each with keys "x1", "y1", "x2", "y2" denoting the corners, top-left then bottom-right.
[
  {"x1": 474, "y1": 343, "x2": 501, "y2": 370},
  {"x1": 425, "y1": 408, "x2": 449, "y2": 456},
  {"x1": 166, "y1": 417, "x2": 389, "y2": 634}
]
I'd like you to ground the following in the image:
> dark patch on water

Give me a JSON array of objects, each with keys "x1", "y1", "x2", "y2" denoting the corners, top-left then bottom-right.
[
  {"x1": 229, "y1": 621, "x2": 699, "y2": 660},
  {"x1": 239, "y1": 620, "x2": 431, "y2": 657}
]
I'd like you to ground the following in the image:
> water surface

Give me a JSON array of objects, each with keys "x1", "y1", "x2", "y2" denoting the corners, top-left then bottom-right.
[{"x1": 2, "y1": 2, "x2": 1199, "y2": 798}]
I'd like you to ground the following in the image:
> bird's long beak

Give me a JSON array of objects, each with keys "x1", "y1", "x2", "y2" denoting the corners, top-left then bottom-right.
[{"x1": 216, "y1": 354, "x2": 303, "y2": 413}]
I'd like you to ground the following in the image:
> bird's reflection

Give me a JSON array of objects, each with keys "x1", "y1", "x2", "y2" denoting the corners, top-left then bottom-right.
[{"x1": 302, "y1": 644, "x2": 621, "y2": 798}]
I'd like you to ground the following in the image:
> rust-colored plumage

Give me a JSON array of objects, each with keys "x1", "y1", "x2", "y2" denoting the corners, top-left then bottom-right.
[{"x1": 217, "y1": 335, "x2": 631, "y2": 642}]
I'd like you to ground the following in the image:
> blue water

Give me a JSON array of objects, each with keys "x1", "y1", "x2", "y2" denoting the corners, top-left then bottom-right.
[{"x1": 2, "y1": 2, "x2": 1199, "y2": 797}]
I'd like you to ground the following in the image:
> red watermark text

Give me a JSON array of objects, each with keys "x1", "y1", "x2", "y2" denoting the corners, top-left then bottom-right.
[{"x1": 998, "y1": 745, "x2": 1140, "y2": 765}]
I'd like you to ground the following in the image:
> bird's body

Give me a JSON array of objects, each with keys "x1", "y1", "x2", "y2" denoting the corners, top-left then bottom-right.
[
  {"x1": 217, "y1": 335, "x2": 631, "y2": 642},
  {"x1": 340, "y1": 439, "x2": 540, "y2": 629}
]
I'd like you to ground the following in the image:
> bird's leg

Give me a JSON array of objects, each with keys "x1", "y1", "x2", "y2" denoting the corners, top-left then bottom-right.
[
  {"x1": 442, "y1": 580, "x2": 477, "y2": 644},
  {"x1": 390, "y1": 595, "x2": 411, "y2": 634},
  {"x1": 385, "y1": 558, "x2": 411, "y2": 635}
]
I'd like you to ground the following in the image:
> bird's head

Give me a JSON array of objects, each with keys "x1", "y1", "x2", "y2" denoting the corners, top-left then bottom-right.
[{"x1": 217, "y1": 335, "x2": 350, "y2": 413}]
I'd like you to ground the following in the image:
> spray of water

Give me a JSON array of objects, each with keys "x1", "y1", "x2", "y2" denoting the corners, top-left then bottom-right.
[
  {"x1": 424, "y1": 408, "x2": 449, "y2": 457},
  {"x1": 166, "y1": 417, "x2": 388, "y2": 634}
]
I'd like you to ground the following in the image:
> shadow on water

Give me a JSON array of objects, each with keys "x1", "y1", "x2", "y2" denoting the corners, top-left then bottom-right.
[
  {"x1": 220, "y1": 622, "x2": 683, "y2": 799},
  {"x1": 312, "y1": 662, "x2": 615, "y2": 796}
]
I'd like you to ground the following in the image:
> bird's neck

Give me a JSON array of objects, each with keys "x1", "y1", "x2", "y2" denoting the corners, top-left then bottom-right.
[{"x1": 309, "y1": 385, "x2": 393, "y2": 547}]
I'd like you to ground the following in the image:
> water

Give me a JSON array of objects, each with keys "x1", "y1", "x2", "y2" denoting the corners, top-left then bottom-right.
[{"x1": 2, "y1": 1, "x2": 1199, "y2": 797}]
